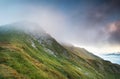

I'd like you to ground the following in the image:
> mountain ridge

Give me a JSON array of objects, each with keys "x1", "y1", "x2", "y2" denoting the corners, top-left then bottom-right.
[{"x1": 0, "y1": 22, "x2": 120, "y2": 79}]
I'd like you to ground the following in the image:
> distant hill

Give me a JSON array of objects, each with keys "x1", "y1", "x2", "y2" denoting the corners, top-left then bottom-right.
[
  {"x1": 105, "y1": 53, "x2": 120, "y2": 56},
  {"x1": 0, "y1": 22, "x2": 120, "y2": 79}
]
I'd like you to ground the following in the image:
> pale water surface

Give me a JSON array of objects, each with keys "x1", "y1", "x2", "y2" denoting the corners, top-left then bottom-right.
[{"x1": 98, "y1": 54, "x2": 120, "y2": 65}]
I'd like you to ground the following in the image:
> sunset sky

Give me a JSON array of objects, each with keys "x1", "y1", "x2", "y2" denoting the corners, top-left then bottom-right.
[{"x1": 0, "y1": 0, "x2": 120, "y2": 54}]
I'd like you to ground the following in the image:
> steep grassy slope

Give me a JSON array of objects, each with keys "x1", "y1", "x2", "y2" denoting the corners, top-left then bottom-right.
[{"x1": 0, "y1": 24, "x2": 120, "y2": 79}]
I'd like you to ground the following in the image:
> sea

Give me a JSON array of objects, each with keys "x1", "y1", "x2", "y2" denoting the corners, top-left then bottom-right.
[{"x1": 98, "y1": 54, "x2": 120, "y2": 65}]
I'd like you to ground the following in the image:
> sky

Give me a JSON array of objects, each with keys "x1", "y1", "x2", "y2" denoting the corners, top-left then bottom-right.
[{"x1": 0, "y1": 0, "x2": 120, "y2": 54}]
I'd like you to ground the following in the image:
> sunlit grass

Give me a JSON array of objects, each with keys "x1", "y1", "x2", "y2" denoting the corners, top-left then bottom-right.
[{"x1": 0, "y1": 29, "x2": 120, "y2": 79}]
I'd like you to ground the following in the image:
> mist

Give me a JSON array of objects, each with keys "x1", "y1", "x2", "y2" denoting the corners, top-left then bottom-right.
[{"x1": 0, "y1": 0, "x2": 120, "y2": 53}]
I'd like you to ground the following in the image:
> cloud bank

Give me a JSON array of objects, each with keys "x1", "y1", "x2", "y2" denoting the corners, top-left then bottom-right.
[
  {"x1": 107, "y1": 21, "x2": 120, "y2": 45},
  {"x1": 0, "y1": 0, "x2": 120, "y2": 53}
]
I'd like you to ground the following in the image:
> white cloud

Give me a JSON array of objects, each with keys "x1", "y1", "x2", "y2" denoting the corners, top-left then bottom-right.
[{"x1": 22, "y1": 5, "x2": 72, "y2": 42}]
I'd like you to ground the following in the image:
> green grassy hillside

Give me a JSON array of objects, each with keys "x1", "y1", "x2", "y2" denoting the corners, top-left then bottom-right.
[{"x1": 0, "y1": 24, "x2": 120, "y2": 79}]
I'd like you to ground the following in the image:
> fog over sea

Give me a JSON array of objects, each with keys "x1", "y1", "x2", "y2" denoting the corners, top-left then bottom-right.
[{"x1": 98, "y1": 54, "x2": 120, "y2": 65}]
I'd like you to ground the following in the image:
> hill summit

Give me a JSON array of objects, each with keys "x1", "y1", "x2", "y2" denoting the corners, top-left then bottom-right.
[{"x1": 0, "y1": 22, "x2": 120, "y2": 79}]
